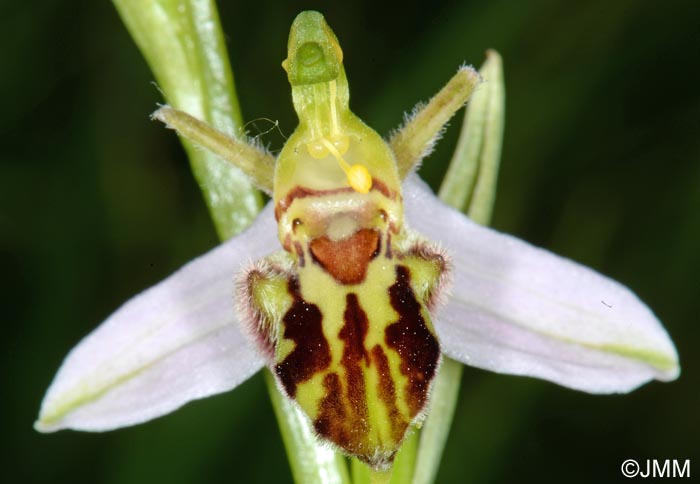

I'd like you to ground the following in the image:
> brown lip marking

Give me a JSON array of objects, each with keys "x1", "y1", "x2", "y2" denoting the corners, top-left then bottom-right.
[
  {"x1": 314, "y1": 373, "x2": 351, "y2": 449},
  {"x1": 274, "y1": 178, "x2": 398, "y2": 220},
  {"x1": 340, "y1": 296, "x2": 370, "y2": 423},
  {"x1": 341, "y1": 294, "x2": 371, "y2": 367},
  {"x1": 385, "y1": 233, "x2": 392, "y2": 259},
  {"x1": 371, "y1": 344, "x2": 408, "y2": 444},
  {"x1": 275, "y1": 277, "x2": 331, "y2": 398},
  {"x1": 313, "y1": 294, "x2": 372, "y2": 457},
  {"x1": 309, "y1": 229, "x2": 380, "y2": 285},
  {"x1": 385, "y1": 265, "x2": 440, "y2": 416}
]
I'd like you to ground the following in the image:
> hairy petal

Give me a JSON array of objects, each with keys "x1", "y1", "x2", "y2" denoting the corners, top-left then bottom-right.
[
  {"x1": 404, "y1": 176, "x2": 679, "y2": 393},
  {"x1": 36, "y1": 204, "x2": 278, "y2": 432}
]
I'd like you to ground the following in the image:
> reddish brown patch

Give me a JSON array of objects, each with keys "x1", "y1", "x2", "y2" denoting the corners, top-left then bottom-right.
[
  {"x1": 275, "y1": 277, "x2": 331, "y2": 398},
  {"x1": 385, "y1": 265, "x2": 440, "y2": 416},
  {"x1": 371, "y1": 345, "x2": 408, "y2": 443},
  {"x1": 309, "y1": 229, "x2": 380, "y2": 285}
]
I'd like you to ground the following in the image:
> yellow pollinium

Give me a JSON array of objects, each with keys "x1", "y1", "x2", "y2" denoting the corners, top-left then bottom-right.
[
  {"x1": 306, "y1": 135, "x2": 372, "y2": 194},
  {"x1": 344, "y1": 164, "x2": 372, "y2": 194}
]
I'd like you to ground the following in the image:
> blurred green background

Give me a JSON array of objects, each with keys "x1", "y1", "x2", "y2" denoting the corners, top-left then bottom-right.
[{"x1": 2, "y1": 0, "x2": 698, "y2": 483}]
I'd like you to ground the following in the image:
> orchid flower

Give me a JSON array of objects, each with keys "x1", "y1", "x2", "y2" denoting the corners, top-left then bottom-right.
[{"x1": 36, "y1": 3, "x2": 678, "y2": 484}]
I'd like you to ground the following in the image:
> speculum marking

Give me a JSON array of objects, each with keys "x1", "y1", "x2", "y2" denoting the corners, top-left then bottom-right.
[
  {"x1": 275, "y1": 277, "x2": 331, "y2": 398},
  {"x1": 339, "y1": 294, "x2": 370, "y2": 420},
  {"x1": 385, "y1": 265, "x2": 440, "y2": 416},
  {"x1": 313, "y1": 294, "x2": 372, "y2": 460},
  {"x1": 314, "y1": 372, "x2": 349, "y2": 447},
  {"x1": 371, "y1": 344, "x2": 408, "y2": 444}
]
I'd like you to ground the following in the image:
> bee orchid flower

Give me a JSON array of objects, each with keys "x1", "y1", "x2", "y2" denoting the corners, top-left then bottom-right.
[
  {"x1": 36, "y1": 7, "x2": 678, "y2": 481},
  {"x1": 34, "y1": 170, "x2": 679, "y2": 433}
]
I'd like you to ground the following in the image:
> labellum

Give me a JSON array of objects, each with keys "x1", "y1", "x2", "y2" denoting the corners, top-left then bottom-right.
[{"x1": 242, "y1": 11, "x2": 447, "y2": 469}]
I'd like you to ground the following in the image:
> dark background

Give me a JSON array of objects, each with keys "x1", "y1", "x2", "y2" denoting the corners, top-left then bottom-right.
[{"x1": 2, "y1": 0, "x2": 698, "y2": 483}]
